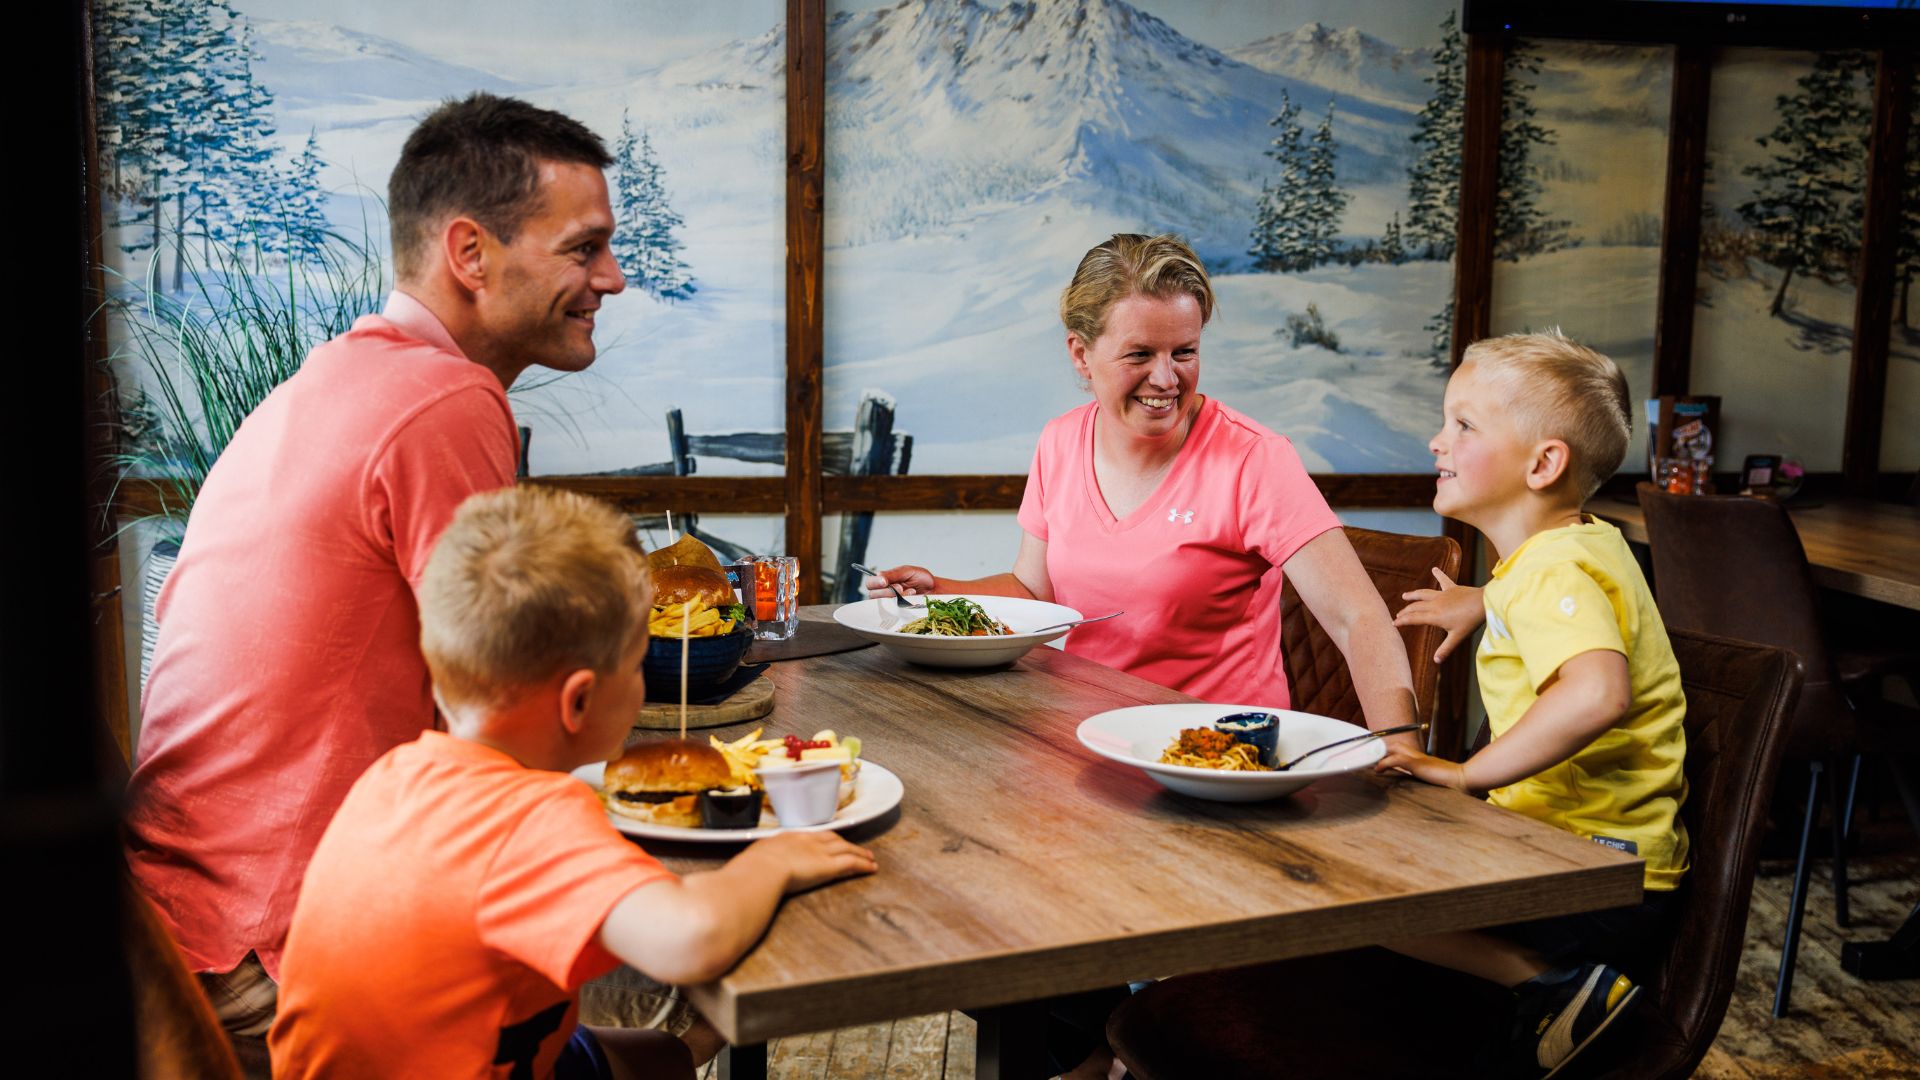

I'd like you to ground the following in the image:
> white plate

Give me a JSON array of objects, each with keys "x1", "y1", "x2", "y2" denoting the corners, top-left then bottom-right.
[
  {"x1": 1076, "y1": 704, "x2": 1387, "y2": 802},
  {"x1": 573, "y1": 760, "x2": 904, "y2": 842},
  {"x1": 831, "y1": 595, "x2": 1086, "y2": 668}
]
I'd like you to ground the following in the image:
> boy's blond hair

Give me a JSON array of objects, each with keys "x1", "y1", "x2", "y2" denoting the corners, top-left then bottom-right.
[
  {"x1": 1461, "y1": 329, "x2": 1630, "y2": 500},
  {"x1": 419, "y1": 486, "x2": 652, "y2": 708}
]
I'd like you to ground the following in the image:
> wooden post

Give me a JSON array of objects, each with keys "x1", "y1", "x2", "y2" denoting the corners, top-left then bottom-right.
[
  {"x1": 81, "y1": 0, "x2": 131, "y2": 761},
  {"x1": 832, "y1": 392, "x2": 897, "y2": 602},
  {"x1": 785, "y1": 0, "x2": 826, "y2": 604},
  {"x1": 1653, "y1": 44, "x2": 1711, "y2": 398},
  {"x1": 1844, "y1": 49, "x2": 1914, "y2": 496},
  {"x1": 1437, "y1": 31, "x2": 1507, "y2": 754},
  {"x1": 664, "y1": 408, "x2": 692, "y2": 476}
]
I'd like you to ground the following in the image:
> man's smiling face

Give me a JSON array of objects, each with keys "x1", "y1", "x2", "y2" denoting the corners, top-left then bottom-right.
[{"x1": 480, "y1": 160, "x2": 626, "y2": 375}]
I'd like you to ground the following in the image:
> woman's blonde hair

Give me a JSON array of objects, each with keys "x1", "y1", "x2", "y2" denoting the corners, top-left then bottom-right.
[
  {"x1": 419, "y1": 485, "x2": 652, "y2": 709},
  {"x1": 1059, "y1": 233, "x2": 1216, "y2": 345},
  {"x1": 1461, "y1": 329, "x2": 1632, "y2": 500}
]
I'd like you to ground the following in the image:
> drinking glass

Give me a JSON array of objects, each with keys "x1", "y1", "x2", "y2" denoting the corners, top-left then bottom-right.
[{"x1": 743, "y1": 555, "x2": 800, "y2": 640}]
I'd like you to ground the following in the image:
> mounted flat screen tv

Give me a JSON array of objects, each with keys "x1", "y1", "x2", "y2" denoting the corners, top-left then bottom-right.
[{"x1": 1465, "y1": 0, "x2": 1918, "y2": 47}]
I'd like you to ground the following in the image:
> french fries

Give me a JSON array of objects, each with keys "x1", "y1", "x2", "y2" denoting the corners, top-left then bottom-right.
[
  {"x1": 710, "y1": 727, "x2": 767, "y2": 787},
  {"x1": 649, "y1": 598, "x2": 736, "y2": 638}
]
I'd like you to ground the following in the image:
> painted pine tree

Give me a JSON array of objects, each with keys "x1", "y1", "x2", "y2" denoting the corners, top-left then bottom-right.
[
  {"x1": 1379, "y1": 212, "x2": 1406, "y2": 265},
  {"x1": 1494, "y1": 43, "x2": 1572, "y2": 262},
  {"x1": 274, "y1": 132, "x2": 332, "y2": 263},
  {"x1": 612, "y1": 111, "x2": 696, "y2": 301},
  {"x1": 1303, "y1": 100, "x2": 1350, "y2": 268},
  {"x1": 1738, "y1": 52, "x2": 1875, "y2": 317},
  {"x1": 1426, "y1": 299, "x2": 1455, "y2": 368},
  {"x1": 1405, "y1": 11, "x2": 1464, "y2": 261},
  {"x1": 1248, "y1": 90, "x2": 1313, "y2": 272},
  {"x1": 92, "y1": 0, "x2": 160, "y2": 247},
  {"x1": 93, "y1": 0, "x2": 296, "y2": 282}
]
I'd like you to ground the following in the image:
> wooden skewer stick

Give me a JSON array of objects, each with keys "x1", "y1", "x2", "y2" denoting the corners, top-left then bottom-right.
[{"x1": 679, "y1": 603, "x2": 691, "y2": 741}]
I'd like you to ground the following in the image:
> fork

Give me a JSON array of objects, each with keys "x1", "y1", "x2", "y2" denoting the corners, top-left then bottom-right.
[{"x1": 849, "y1": 563, "x2": 924, "y2": 608}]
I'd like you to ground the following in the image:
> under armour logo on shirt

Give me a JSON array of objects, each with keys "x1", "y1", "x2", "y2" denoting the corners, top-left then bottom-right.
[{"x1": 1167, "y1": 508, "x2": 1195, "y2": 525}]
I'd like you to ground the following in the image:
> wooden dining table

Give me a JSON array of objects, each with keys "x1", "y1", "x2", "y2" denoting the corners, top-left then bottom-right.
[
  {"x1": 641, "y1": 607, "x2": 1646, "y2": 1080},
  {"x1": 1590, "y1": 493, "x2": 1920, "y2": 611}
]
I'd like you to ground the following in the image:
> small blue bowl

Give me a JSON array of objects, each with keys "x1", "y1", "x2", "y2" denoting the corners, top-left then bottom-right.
[
  {"x1": 643, "y1": 627, "x2": 753, "y2": 699},
  {"x1": 1214, "y1": 711, "x2": 1280, "y2": 768}
]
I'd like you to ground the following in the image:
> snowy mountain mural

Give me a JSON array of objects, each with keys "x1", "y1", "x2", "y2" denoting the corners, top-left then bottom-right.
[
  {"x1": 822, "y1": 0, "x2": 1461, "y2": 483},
  {"x1": 95, "y1": 0, "x2": 1480, "y2": 573}
]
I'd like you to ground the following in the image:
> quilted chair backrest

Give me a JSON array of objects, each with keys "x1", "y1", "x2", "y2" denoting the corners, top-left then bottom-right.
[{"x1": 1280, "y1": 526, "x2": 1464, "y2": 759}]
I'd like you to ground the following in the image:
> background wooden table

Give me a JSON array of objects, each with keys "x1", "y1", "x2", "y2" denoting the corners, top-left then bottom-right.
[
  {"x1": 1591, "y1": 494, "x2": 1920, "y2": 611},
  {"x1": 639, "y1": 607, "x2": 1644, "y2": 1074}
]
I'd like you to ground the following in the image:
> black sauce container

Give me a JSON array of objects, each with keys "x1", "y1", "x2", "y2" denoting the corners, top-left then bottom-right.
[{"x1": 699, "y1": 787, "x2": 763, "y2": 829}]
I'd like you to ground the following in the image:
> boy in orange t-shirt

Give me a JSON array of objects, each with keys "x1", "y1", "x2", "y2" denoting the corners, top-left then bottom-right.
[{"x1": 268, "y1": 487, "x2": 877, "y2": 1079}]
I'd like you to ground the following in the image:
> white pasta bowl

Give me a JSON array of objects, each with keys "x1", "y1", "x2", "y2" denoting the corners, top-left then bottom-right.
[
  {"x1": 1076, "y1": 703, "x2": 1387, "y2": 801},
  {"x1": 831, "y1": 595, "x2": 1085, "y2": 668}
]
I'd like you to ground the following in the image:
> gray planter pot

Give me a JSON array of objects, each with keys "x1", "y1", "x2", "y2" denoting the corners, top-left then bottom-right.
[{"x1": 139, "y1": 538, "x2": 180, "y2": 696}]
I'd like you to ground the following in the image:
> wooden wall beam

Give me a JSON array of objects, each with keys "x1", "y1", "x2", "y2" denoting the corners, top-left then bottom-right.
[
  {"x1": 1653, "y1": 44, "x2": 1711, "y2": 397},
  {"x1": 1844, "y1": 48, "x2": 1914, "y2": 495},
  {"x1": 527, "y1": 475, "x2": 787, "y2": 515},
  {"x1": 1440, "y1": 31, "x2": 1508, "y2": 750},
  {"x1": 785, "y1": 0, "x2": 827, "y2": 603},
  {"x1": 1450, "y1": 34, "x2": 1505, "y2": 367},
  {"x1": 79, "y1": 0, "x2": 131, "y2": 761}
]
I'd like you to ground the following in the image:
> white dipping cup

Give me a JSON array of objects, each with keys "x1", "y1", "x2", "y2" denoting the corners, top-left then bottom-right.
[{"x1": 754, "y1": 759, "x2": 842, "y2": 827}]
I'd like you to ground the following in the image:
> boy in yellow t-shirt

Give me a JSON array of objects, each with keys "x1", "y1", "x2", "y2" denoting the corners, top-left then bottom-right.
[{"x1": 1382, "y1": 330, "x2": 1687, "y2": 1080}]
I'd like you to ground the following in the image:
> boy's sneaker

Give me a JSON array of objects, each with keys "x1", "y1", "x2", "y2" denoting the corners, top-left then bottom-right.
[{"x1": 1504, "y1": 961, "x2": 1641, "y2": 1078}]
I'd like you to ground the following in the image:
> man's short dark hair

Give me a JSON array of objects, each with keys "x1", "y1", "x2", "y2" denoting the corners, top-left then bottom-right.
[{"x1": 388, "y1": 93, "x2": 612, "y2": 279}]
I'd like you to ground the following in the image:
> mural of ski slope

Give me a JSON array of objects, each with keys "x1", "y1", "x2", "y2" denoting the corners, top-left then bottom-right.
[
  {"x1": 822, "y1": 0, "x2": 1459, "y2": 476},
  {"x1": 100, "y1": 0, "x2": 789, "y2": 479}
]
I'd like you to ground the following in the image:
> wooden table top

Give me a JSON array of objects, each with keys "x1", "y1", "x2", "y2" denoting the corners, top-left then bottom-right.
[
  {"x1": 647, "y1": 608, "x2": 1644, "y2": 1045},
  {"x1": 1591, "y1": 495, "x2": 1920, "y2": 611}
]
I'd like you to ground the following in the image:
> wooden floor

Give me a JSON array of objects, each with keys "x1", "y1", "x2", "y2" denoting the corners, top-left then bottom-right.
[{"x1": 699, "y1": 844, "x2": 1920, "y2": 1079}]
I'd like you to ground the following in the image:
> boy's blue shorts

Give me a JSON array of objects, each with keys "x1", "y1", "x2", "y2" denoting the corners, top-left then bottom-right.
[
  {"x1": 1493, "y1": 888, "x2": 1677, "y2": 975},
  {"x1": 553, "y1": 1025, "x2": 613, "y2": 1080}
]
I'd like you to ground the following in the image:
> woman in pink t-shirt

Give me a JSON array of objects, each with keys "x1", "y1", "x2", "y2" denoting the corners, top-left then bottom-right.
[{"x1": 869, "y1": 233, "x2": 1419, "y2": 730}]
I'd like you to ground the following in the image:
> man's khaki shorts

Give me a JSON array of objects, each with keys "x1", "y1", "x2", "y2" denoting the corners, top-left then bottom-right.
[
  {"x1": 196, "y1": 953, "x2": 278, "y2": 1038},
  {"x1": 579, "y1": 966, "x2": 701, "y2": 1036}
]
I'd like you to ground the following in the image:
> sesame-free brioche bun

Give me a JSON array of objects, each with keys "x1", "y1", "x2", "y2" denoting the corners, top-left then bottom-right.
[
  {"x1": 652, "y1": 565, "x2": 735, "y2": 609},
  {"x1": 604, "y1": 739, "x2": 732, "y2": 827}
]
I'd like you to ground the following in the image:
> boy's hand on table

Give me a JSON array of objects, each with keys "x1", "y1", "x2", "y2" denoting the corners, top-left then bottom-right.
[
  {"x1": 1376, "y1": 744, "x2": 1471, "y2": 793},
  {"x1": 749, "y1": 831, "x2": 878, "y2": 893},
  {"x1": 1394, "y1": 569, "x2": 1484, "y2": 663}
]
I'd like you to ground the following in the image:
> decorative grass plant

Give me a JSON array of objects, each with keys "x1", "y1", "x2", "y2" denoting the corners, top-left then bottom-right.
[{"x1": 101, "y1": 232, "x2": 389, "y2": 541}]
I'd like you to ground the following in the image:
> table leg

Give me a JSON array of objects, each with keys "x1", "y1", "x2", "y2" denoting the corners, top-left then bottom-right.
[
  {"x1": 720, "y1": 1041, "x2": 767, "y2": 1080},
  {"x1": 1841, "y1": 900, "x2": 1920, "y2": 980},
  {"x1": 974, "y1": 1000, "x2": 1053, "y2": 1080}
]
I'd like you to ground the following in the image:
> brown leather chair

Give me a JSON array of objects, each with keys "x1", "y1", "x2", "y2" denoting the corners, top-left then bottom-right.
[
  {"x1": 125, "y1": 878, "x2": 247, "y2": 1080},
  {"x1": 1281, "y1": 526, "x2": 1465, "y2": 760},
  {"x1": 1635, "y1": 483, "x2": 1920, "y2": 1016},
  {"x1": 1106, "y1": 630, "x2": 1803, "y2": 1080}
]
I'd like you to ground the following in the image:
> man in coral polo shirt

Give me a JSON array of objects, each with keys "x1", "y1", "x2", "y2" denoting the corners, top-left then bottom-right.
[{"x1": 123, "y1": 93, "x2": 627, "y2": 1052}]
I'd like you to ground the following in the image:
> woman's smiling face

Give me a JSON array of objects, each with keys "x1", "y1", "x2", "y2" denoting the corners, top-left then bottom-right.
[{"x1": 1069, "y1": 291, "x2": 1204, "y2": 443}]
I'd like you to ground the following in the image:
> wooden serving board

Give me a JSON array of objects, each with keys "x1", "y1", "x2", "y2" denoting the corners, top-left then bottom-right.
[{"x1": 633, "y1": 674, "x2": 775, "y2": 731}]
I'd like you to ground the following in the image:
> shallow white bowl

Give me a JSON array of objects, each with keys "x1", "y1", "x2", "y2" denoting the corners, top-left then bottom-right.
[
  {"x1": 831, "y1": 595, "x2": 1086, "y2": 668},
  {"x1": 1076, "y1": 703, "x2": 1387, "y2": 801}
]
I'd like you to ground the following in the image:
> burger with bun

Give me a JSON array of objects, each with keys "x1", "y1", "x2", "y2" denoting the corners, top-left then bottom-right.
[
  {"x1": 604, "y1": 739, "x2": 735, "y2": 828},
  {"x1": 652, "y1": 564, "x2": 735, "y2": 611}
]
